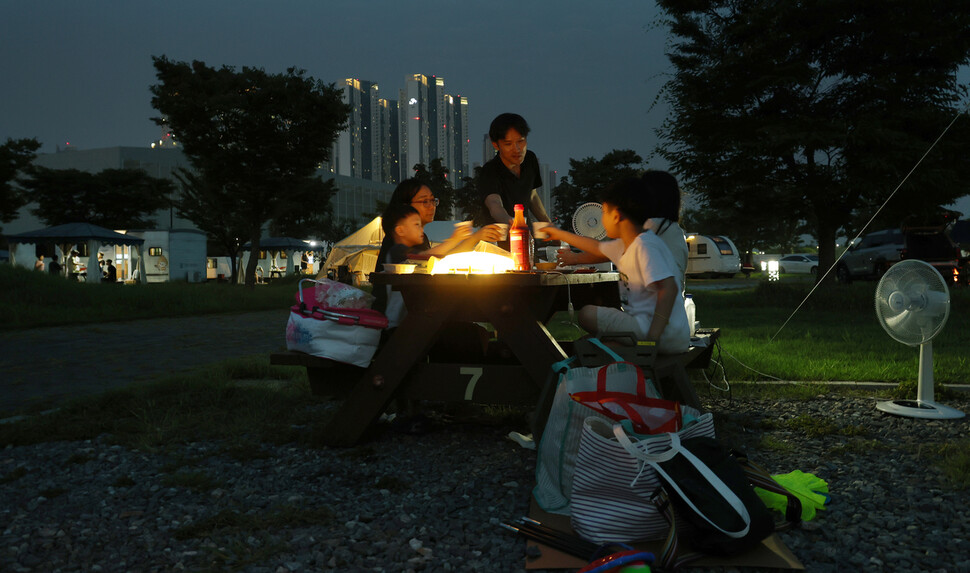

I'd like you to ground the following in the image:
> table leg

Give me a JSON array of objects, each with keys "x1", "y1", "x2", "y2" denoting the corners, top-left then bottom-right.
[{"x1": 321, "y1": 298, "x2": 457, "y2": 446}]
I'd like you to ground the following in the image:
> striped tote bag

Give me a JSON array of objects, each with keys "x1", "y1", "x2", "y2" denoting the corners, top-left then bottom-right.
[{"x1": 570, "y1": 412, "x2": 715, "y2": 543}]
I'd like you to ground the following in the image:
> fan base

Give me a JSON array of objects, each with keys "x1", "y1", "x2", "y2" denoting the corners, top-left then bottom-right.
[{"x1": 876, "y1": 399, "x2": 965, "y2": 420}]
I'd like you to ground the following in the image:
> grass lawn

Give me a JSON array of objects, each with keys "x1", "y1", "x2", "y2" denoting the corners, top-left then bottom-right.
[
  {"x1": 687, "y1": 276, "x2": 970, "y2": 385},
  {"x1": 0, "y1": 263, "x2": 300, "y2": 330}
]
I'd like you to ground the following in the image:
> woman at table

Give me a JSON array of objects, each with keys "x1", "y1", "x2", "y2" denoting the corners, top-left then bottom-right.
[
  {"x1": 373, "y1": 179, "x2": 502, "y2": 312},
  {"x1": 373, "y1": 178, "x2": 502, "y2": 363}
]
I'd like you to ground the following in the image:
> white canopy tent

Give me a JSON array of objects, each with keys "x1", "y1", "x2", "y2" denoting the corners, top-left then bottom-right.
[{"x1": 5, "y1": 222, "x2": 146, "y2": 283}]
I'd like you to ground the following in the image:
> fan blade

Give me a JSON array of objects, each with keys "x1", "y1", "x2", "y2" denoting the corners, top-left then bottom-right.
[{"x1": 883, "y1": 309, "x2": 915, "y2": 332}]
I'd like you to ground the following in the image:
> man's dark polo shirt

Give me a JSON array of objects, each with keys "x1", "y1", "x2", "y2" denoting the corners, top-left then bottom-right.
[{"x1": 478, "y1": 150, "x2": 543, "y2": 222}]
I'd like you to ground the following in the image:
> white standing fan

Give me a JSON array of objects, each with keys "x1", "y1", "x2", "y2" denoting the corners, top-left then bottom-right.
[
  {"x1": 874, "y1": 259, "x2": 963, "y2": 419},
  {"x1": 572, "y1": 202, "x2": 606, "y2": 240}
]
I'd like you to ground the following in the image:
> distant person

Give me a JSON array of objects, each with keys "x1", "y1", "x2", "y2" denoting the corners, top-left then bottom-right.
[
  {"x1": 34, "y1": 255, "x2": 45, "y2": 272},
  {"x1": 300, "y1": 252, "x2": 309, "y2": 274},
  {"x1": 104, "y1": 260, "x2": 117, "y2": 283},
  {"x1": 542, "y1": 178, "x2": 690, "y2": 353},
  {"x1": 558, "y1": 170, "x2": 689, "y2": 286},
  {"x1": 69, "y1": 250, "x2": 81, "y2": 281},
  {"x1": 478, "y1": 113, "x2": 552, "y2": 248},
  {"x1": 48, "y1": 255, "x2": 62, "y2": 276}
]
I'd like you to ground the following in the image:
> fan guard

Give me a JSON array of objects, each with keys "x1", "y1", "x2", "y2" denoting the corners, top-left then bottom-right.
[
  {"x1": 873, "y1": 259, "x2": 962, "y2": 420},
  {"x1": 572, "y1": 202, "x2": 606, "y2": 240}
]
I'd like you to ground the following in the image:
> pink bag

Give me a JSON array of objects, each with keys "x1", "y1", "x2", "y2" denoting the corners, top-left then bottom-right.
[{"x1": 285, "y1": 279, "x2": 388, "y2": 367}]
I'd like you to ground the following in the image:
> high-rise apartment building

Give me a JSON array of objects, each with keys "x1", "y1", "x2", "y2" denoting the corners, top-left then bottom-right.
[
  {"x1": 332, "y1": 79, "x2": 381, "y2": 181},
  {"x1": 329, "y1": 74, "x2": 469, "y2": 188}
]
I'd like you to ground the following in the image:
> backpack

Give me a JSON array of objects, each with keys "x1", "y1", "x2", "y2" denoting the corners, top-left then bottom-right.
[{"x1": 647, "y1": 436, "x2": 802, "y2": 570}]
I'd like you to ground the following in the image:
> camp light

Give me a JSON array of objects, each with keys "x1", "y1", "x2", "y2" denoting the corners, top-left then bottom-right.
[
  {"x1": 431, "y1": 251, "x2": 515, "y2": 274},
  {"x1": 767, "y1": 259, "x2": 780, "y2": 281}
]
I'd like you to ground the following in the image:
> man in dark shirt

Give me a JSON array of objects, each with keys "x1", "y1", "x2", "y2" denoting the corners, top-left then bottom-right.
[{"x1": 479, "y1": 113, "x2": 552, "y2": 228}]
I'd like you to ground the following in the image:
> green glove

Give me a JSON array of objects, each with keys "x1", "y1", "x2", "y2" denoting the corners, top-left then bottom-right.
[{"x1": 755, "y1": 469, "x2": 829, "y2": 521}]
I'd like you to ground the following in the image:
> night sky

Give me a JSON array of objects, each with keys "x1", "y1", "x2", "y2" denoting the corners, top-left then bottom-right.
[
  {"x1": 0, "y1": 0, "x2": 670, "y2": 179},
  {"x1": 3, "y1": 1, "x2": 967, "y2": 217}
]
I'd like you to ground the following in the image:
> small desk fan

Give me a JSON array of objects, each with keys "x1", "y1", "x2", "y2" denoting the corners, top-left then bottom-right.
[
  {"x1": 572, "y1": 202, "x2": 606, "y2": 240},
  {"x1": 874, "y1": 259, "x2": 963, "y2": 419}
]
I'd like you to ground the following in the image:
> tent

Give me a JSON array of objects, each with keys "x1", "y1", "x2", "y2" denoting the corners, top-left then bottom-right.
[
  {"x1": 321, "y1": 217, "x2": 510, "y2": 282},
  {"x1": 5, "y1": 222, "x2": 146, "y2": 283},
  {"x1": 241, "y1": 237, "x2": 317, "y2": 276},
  {"x1": 322, "y1": 217, "x2": 384, "y2": 280}
]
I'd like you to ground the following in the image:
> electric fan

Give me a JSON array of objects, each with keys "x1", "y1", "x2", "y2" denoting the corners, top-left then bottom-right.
[
  {"x1": 874, "y1": 259, "x2": 963, "y2": 419},
  {"x1": 572, "y1": 202, "x2": 606, "y2": 240}
]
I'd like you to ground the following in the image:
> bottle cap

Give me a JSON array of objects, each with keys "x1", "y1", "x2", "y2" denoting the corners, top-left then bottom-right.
[{"x1": 514, "y1": 204, "x2": 524, "y2": 211}]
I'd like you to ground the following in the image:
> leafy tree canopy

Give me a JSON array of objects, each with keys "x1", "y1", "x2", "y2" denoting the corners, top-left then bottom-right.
[
  {"x1": 22, "y1": 166, "x2": 173, "y2": 228},
  {"x1": 455, "y1": 166, "x2": 487, "y2": 224},
  {"x1": 655, "y1": 0, "x2": 970, "y2": 277},
  {"x1": 552, "y1": 149, "x2": 645, "y2": 225},
  {"x1": 1, "y1": 138, "x2": 41, "y2": 228},
  {"x1": 150, "y1": 55, "x2": 350, "y2": 286}
]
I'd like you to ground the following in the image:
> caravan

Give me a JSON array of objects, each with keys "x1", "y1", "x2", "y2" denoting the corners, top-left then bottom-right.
[{"x1": 685, "y1": 233, "x2": 741, "y2": 278}]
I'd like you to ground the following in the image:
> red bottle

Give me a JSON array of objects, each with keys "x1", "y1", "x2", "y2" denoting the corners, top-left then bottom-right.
[{"x1": 510, "y1": 204, "x2": 532, "y2": 271}]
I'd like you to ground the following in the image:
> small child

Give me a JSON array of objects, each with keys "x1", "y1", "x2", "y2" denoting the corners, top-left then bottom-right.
[
  {"x1": 379, "y1": 203, "x2": 426, "y2": 328},
  {"x1": 543, "y1": 178, "x2": 690, "y2": 353}
]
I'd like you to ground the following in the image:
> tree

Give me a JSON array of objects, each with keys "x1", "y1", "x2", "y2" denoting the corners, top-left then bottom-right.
[
  {"x1": 552, "y1": 149, "x2": 645, "y2": 224},
  {"x1": 412, "y1": 158, "x2": 456, "y2": 220},
  {"x1": 150, "y1": 56, "x2": 350, "y2": 287},
  {"x1": 22, "y1": 166, "x2": 173, "y2": 227},
  {"x1": 655, "y1": 0, "x2": 970, "y2": 281},
  {"x1": 0, "y1": 138, "x2": 41, "y2": 230},
  {"x1": 455, "y1": 166, "x2": 487, "y2": 224}
]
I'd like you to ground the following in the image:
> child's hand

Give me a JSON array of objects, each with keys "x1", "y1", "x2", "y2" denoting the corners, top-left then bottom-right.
[
  {"x1": 542, "y1": 226, "x2": 565, "y2": 241},
  {"x1": 450, "y1": 222, "x2": 473, "y2": 241},
  {"x1": 557, "y1": 247, "x2": 581, "y2": 266}
]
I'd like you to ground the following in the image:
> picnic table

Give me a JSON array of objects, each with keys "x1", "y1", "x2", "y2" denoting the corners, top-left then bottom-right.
[{"x1": 319, "y1": 270, "x2": 621, "y2": 446}]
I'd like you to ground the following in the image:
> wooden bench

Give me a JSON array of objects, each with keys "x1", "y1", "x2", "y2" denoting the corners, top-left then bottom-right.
[
  {"x1": 567, "y1": 328, "x2": 721, "y2": 410},
  {"x1": 269, "y1": 350, "x2": 362, "y2": 397}
]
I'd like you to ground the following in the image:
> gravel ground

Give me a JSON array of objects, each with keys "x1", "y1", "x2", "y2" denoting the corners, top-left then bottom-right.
[{"x1": 2, "y1": 393, "x2": 969, "y2": 572}]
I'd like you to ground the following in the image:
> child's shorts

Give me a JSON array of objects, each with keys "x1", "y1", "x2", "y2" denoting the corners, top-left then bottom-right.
[{"x1": 593, "y1": 306, "x2": 648, "y2": 340}]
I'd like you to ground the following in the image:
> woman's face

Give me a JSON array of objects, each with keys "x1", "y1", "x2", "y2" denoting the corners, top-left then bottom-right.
[{"x1": 409, "y1": 185, "x2": 437, "y2": 225}]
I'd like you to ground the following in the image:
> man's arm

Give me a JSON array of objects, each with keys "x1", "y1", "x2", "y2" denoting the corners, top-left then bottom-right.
[
  {"x1": 484, "y1": 193, "x2": 512, "y2": 225},
  {"x1": 528, "y1": 188, "x2": 551, "y2": 222}
]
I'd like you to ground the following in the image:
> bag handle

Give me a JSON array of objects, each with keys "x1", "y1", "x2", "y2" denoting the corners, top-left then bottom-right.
[
  {"x1": 612, "y1": 423, "x2": 751, "y2": 538},
  {"x1": 595, "y1": 361, "x2": 646, "y2": 396},
  {"x1": 586, "y1": 337, "x2": 626, "y2": 362}
]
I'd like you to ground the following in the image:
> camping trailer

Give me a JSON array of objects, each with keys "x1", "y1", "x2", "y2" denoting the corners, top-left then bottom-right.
[
  {"x1": 685, "y1": 233, "x2": 742, "y2": 278},
  {"x1": 127, "y1": 229, "x2": 207, "y2": 283}
]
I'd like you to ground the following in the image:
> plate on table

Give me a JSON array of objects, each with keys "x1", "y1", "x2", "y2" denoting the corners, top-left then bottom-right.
[{"x1": 383, "y1": 264, "x2": 416, "y2": 274}]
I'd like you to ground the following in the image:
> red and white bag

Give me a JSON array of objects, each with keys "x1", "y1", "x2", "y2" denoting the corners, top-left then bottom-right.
[{"x1": 284, "y1": 279, "x2": 388, "y2": 368}]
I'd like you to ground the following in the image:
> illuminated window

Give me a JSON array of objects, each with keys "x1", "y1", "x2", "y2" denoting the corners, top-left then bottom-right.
[{"x1": 149, "y1": 247, "x2": 163, "y2": 256}]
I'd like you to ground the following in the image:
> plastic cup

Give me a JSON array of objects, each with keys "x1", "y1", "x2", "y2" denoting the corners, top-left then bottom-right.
[
  {"x1": 532, "y1": 221, "x2": 551, "y2": 240},
  {"x1": 454, "y1": 221, "x2": 473, "y2": 237},
  {"x1": 494, "y1": 223, "x2": 509, "y2": 240}
]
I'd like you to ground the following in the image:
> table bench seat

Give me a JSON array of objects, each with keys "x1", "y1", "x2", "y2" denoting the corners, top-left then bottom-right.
[{"x1": 269, "y1": 350, "x2": 362, "y2": 397}]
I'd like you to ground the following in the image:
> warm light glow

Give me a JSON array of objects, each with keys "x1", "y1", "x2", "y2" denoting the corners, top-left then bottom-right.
[{"x1": 431, "y1": 252, "x2": 514, "y2": 275}]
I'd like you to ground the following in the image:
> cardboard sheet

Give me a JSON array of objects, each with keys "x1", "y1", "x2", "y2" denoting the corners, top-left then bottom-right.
[{"x1": 524, "y1": 499, "x2": 804, "y2": 570}]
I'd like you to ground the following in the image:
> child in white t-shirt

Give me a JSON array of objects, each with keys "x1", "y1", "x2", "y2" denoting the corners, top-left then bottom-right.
[{"x1": 543, "y1": 178, "x2": 690, "y2": 353}]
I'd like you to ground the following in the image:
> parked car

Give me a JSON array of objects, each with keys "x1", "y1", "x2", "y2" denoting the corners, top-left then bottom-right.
[
  {"x1": 836, "y1": 227, "x2": 961, "y2": 284},
  {"x1": 778, "y1": 254, "x2": 819, "y2": 275}
]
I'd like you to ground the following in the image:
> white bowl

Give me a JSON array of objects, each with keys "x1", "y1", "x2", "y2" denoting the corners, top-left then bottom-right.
[{"x1": 383, "y1": 264, "x2": 416, "y2": 274}]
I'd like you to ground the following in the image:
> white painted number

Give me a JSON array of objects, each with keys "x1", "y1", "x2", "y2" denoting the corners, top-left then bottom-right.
[{"x1": 461, "y1": 367, "x2": 483, "y2": 400}]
